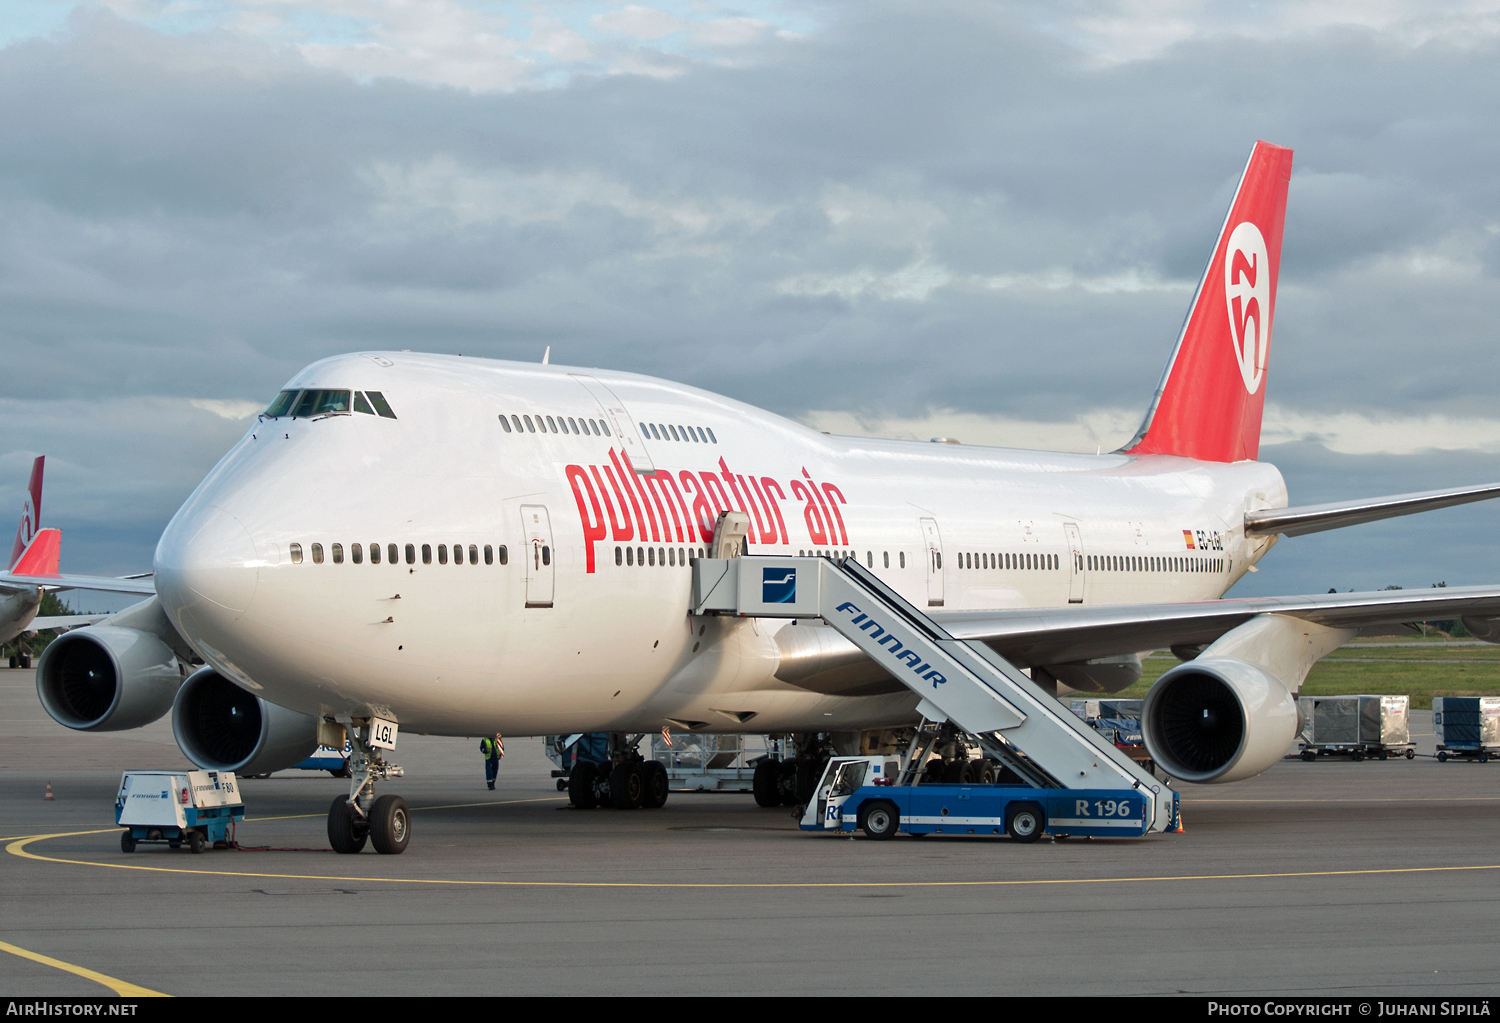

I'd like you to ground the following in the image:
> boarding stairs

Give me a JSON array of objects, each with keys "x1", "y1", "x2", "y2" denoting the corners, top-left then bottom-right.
[{"x1": 691, "y1": 554, "x2": 1176, "y2": 834}]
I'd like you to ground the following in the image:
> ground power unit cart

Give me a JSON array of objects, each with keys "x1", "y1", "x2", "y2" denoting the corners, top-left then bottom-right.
[{"x1": 116, "y1": 770, "x2": 244, "y2": 853}]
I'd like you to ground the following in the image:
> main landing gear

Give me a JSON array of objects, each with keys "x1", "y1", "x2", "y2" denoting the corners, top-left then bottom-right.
[
  {"x1": 327, "y1": 720, "x2": 408, "y2": 854},
  {"x1": 752, "y1": 734, "x2": 833, "y2": 809},
  {"x1": 566, "y1": 734, "x2": 669, "y2": 810}
]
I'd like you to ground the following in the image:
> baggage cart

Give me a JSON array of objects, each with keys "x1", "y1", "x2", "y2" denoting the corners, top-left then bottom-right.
[
  {"x1": 115, "y1": 770, "x2": 244, "y2": 853},
  {"x1": 1432, "y1": 697, "x2": 1500, "y2": 763},
  {"x1": 1296, "y1": 695, "x2": 1414, "y2": 761},
  {"x1": 1070, "y1": 698, "x2": 1155, "y2": 773}
]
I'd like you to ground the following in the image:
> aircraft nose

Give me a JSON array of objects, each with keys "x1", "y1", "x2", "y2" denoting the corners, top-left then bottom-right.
[{"x1": 155, "y1": 504, "x2": 260, "y2": 633}]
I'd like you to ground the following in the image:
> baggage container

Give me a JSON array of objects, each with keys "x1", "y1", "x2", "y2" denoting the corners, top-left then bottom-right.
[
  {"x1": 1432, "y1": 697, "x2": 1500, "y2": 763},
  {"x1": 1296, "y1": 695, "x2": 1413, "y2": 761}
]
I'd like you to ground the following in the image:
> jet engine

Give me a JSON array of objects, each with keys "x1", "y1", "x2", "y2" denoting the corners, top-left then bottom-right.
[
  {"x1": 36, "y1": 626, "x2": 182, "y2": 731},
  {"x1": 171, "y1": 667, "x2": 319, "y2": 776},
  {"x1": 1142, "y1": 657, "x2": 1298, "y2": 784}
]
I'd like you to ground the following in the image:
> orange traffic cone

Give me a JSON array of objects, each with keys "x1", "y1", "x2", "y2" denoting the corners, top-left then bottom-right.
[
  {"x1": 44, "y1": 782, "x2": 54, "y2": 801},
  {"x1": 1172, "y1": 813, "x2": 1185, "y2": 834}
]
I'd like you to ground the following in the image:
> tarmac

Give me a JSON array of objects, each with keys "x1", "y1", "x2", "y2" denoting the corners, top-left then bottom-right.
[{"x1": 2, "y1": 666, "x2": 1498, "y2": 997}]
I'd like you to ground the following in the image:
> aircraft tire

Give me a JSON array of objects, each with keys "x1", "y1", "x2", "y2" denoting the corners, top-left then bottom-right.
[
  {"x1": 752, "y1": 760, "x2": 781, "y2": 807},
  {"x1": 608, "y1": 763, "x2": 643, "y2": 810},
  {"x1": 640, "y1": 761, "x2": 669, "y2": 809},
  {"x1": 568, "y1": 761, "x2": 599, "y2": 809},
  {"x1": 327, "y1": 795, "x2": 369, "y2": 853},
  {"x1": 369, "y1": 795, "x2": 410, "y2": 855},
  {"x1": 778, "y1": 760, "x2": 799, "y2": 807}
]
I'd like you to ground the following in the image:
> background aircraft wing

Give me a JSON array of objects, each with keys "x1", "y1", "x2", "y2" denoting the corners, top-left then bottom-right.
[
  {"x1": 0, "y1": 572, "x2": 156, "y2": 595},
  {"x1": 929, "y1": 585, "x2": 1500, "y2": 667},
  {"x1": 28, "y1": 613, "x2": 111, "y2": 630},
  {"x1": 1247, "y1": 481, "x2": 1500, "y2": 537}
]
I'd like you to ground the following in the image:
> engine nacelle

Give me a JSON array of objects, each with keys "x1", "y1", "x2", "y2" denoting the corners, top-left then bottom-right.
[
  {"x1": 171, "y1": 667, "x2": 319, "y2": 776},
  {"x1": 1142, "y1": 657, "x2": 1298, "y2": 784},
  {"x1": 36, "y1": 626, "x2": 182, "y2": 731}
]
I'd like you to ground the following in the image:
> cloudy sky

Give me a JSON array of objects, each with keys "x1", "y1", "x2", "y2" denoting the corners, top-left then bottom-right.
[{"x1": 3, "y1": 0, "x2": 1500, "y2": 607}]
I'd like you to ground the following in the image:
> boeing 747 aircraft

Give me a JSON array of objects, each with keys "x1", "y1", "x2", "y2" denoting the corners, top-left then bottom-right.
[{"x1": 34, "y1": 142, "x2": 1500, "y2": 853}]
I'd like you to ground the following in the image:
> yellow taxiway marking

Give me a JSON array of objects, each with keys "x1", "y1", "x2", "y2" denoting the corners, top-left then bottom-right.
[
  {"x1": 0, "y1": 938, "x2": 169, "y2": 997},
  {"x1": 9, "y1": 831, "x2": 1500, "y2": 890},
  {"x1": 245, "y1": 795, "x2": 566, "y2": 822}
]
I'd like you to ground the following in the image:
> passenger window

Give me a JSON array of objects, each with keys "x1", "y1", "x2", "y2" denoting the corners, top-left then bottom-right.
[
  {"x1": 683, "y1": 425, "x2": 696, "y2": 441},
  {"x1": 867, "y1": 551, "x2": 873, "y2": 568},
  {"x1": 567, "y1": 417, "x2": 578, "y2": 434},
  {"x1": 524, "y1": 415, "x2": 535, "y2": 433},
  {"x1": 365, "y1": 391, "x2": 397, "y2": 419},
  {"x1": 617, "y1": 546, "x2": 624, "y2": 566},
  {"x1": 290, "y1": 542, "x2": 303, "y2": 564},
  {"x1": 589, "y1": 420, "x2": 601, "y2": 436},
  {"x1": 648, "y1": 547, "x2": 655, "y2": 566},
  {"x1": 311, "y1": 543, "x2": 324, "y2": 564},
  {"x1": 389, "y1": 544, "x2": 398, "y2": 564},
  {"x1": 512, "y1": 415, "x2": 524, "y2": 433},
  {"x1": 542, "y1": 546, "x2": 550, "y2": 566},
  {"x1": 331, "y1": 543, "x2": 344, "y2": 564},
  {"x1": 649, "y1": 424, "x2": 661, "y2": 440},
  {"x1": 669, "y1": 425, "x2": 681, "y2": 441},
  {"x1": 353, "y1": 392, "x2": 375, "y2": 415},
  {"x1": 370, "y1": 542, "x2": 381, "y2": 564},
  {"x1": 639, "y1": 422, "x2": 650, "y2": 437},
  {"x1": 883, "y1": 551, "x2": 889, "y2": 568},
  {"x1": 264, "y1": 390, "x2": 300, "y2": 417},
  {"x1": 636, "y1": 546, "x2": 643, "y2": 566},
  {"x1": 600, "y1": 421, "x2": 610, "y2": 436},
  {"x1": 899, "y1": 552, "x2": 906, "y2": 568},
  {"x1": 405, "y1": 544, "x2": 415, "y2": 564},
  {"x1": 498, "y1": 545, "x2": 508, "y2": 566},
  {"x1": 626, "y1": 546, "x2": 634, "y2": 566},
  {"x1": 546, "y1": 416, "x2": 557, "y2": 433},
  {"x1": 668, "y1": 547, "x2": 675, "y2": 567},
  {"x1": 438, "y1": 544, "x2": 448, "y2": 565},
  {"x1": 422, "y1": 544, "x2": 432, "y2": 565},
  {"x1": 351, "y1": 543, "x2": 363, "y2": 564},
  {"x1": 469, "y1": 544, "x2": 478, "y2": 564},
  {"x1": 484, "y1": 545, "x2": 493, "y2": 565},
  {"x1": 706, "y1": 428, "x2": 717, "y2": 444},
  {"x1": 499, "y1": 415, "x2": 512, "y2": 433}
]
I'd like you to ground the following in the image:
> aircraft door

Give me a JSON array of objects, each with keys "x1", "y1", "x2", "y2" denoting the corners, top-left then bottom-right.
[
  {"x1": 521, "y1": 505, "x2": 555, "y2": 608},
  {"x1": 919, "y1": 517, "x2": 944, "y2": 607},
  {"x1": 571, "y1": 374, "x2": 657, "y2": 472},
  {"x1": 1064, "y1": 522, "x2": 1085, "y2": 603}
]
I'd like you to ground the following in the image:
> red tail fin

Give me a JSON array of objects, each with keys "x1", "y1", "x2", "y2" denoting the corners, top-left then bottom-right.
[
  {"x1": 11, "y1": 528, "x2": 60, "y2": 577},
  {"x1": 1126, "y1": 142, "x2": 1293, "y2": 463},
  {"x1": 9, "y1": 456, "x2": 44, "y2": 570}
]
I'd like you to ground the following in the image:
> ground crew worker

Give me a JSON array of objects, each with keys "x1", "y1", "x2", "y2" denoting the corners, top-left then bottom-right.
[{"x1": 480, "y1": 734, "x2": 504, "y2": 789}]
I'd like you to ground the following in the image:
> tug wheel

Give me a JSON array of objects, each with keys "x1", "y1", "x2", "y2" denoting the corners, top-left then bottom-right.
[
  {"x1": 120, "y1": 832, "x2": 136, "y2": 853},
  {"x1": 327, "y1": 795, "x2": 369, "y2": 854},
  {"x1": 1006, "y1": 802, "x2": 1045, "y2": 843},
  {"x1": 369, "y1": 795, "x2": 410, "y2": 855},
  {"x1": 187, "y1": 830, "x2": 205, "y2": 854},
  {"x1": 859, "y1": 800, "x2": 900, "y2": 840},
  {"x1": 1438, "y1": 752, "x2": 1448, "y2": 763},
  {"x1": 1301, "y1": 750, "x2": 1316, "y2": 762},
  {"x1": 1405, "y1": 749, "x2": 1415, "y2": 760},
  {"x1": 1481, "y1": 752, "x2": 1490, "y2": 764}
]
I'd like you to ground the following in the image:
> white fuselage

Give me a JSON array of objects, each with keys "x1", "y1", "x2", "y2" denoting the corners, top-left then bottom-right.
[{"x1": 153, "y1": 353, "x2": 1287, "y2": 735}]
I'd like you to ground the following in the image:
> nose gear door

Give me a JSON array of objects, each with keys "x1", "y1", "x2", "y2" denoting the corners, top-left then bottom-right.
[{"x1": 521, "y1": 505, "x2": 555, "y2": 608}]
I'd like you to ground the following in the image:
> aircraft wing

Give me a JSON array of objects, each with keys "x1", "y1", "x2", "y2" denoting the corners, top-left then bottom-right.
[
  {"x1": 0, "y1": 572, "x2": 156, "y2": 596},
  {"x1": 1247, "y1": 481, "x2": 1500, "y2": 537},
  {"x1": 28, "y1": 614, "x2": 111, "y2": 630},
  {"x1": 929, "y1": 585, "x2": 1500, "y2": 667}
]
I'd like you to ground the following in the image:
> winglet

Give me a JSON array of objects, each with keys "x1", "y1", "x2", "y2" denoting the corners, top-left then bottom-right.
[
  {"x1": 12, "y1": 528, "x2": 61, "y2": 578},
  {"x1": 9, "y1": 456, "x2": 44, "y2": 570}
]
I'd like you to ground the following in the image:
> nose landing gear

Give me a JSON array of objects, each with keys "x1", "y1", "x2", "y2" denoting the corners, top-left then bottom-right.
[{"x1": 327, "y1": 719, "x2": 407, "y2": 854}]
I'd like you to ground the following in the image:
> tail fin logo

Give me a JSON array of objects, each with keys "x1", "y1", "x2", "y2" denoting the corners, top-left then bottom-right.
[
  {"x1": 1225, "y1": 221, "x2": 1271, "y2": 395},
  {"x1": 16, "y1": 494, "x2": 36, "y2": 552}
]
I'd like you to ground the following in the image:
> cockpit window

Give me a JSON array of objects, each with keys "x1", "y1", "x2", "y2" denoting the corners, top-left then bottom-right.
[
  {"x1": 353, "y1": 392, "x2": 375, "y2": 415},
  {"x1": 365, "y1": 391, "x2": 398, "y2": 419},
  {"x1": 294, "y1": 390, "x2": 352, "y2": 416},
  {"x1": 264, "y1": 390, "x2": 300, "y2": 417}
]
